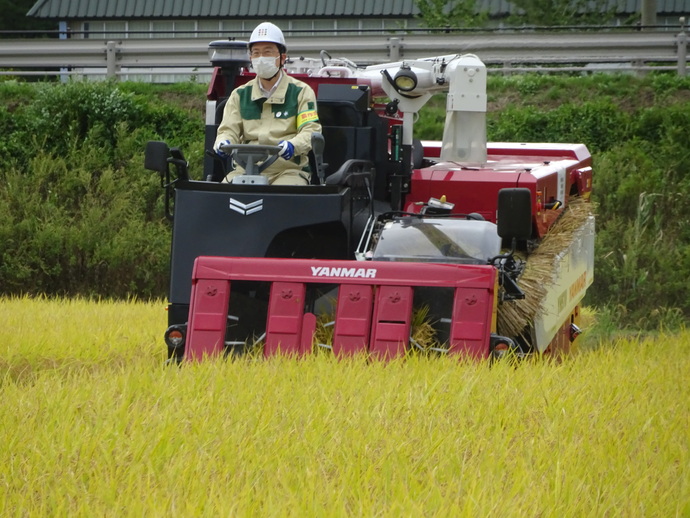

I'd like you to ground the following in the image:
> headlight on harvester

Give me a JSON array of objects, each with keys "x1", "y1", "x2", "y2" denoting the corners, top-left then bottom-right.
[
  {"x1": 394, "y1": 65, "x2": 418, "y2": 92},
  {"x1": 490, "y1": 334, "x2": 524, "y2": 361},
  {"x1": 164, "y1": 325, "x2": 186, "y2": 349}
]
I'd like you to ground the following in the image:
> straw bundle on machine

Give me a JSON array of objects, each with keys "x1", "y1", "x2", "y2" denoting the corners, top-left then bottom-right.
[{"x1": 497, "y1": 198, "x2": 595, "y2": 338}]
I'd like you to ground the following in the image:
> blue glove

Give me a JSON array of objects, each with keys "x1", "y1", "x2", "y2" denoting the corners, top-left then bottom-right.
[
  {"x1": 215, "y1": 139, "x2": 231, "y2": 158},
  {"x1": 278, "y1": 140, "x2": 295, "y2": 160}
]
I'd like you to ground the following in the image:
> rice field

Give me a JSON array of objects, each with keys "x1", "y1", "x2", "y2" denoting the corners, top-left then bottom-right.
[{"x1": 2, "y1": 296, "x2": 689, "y2": 516}]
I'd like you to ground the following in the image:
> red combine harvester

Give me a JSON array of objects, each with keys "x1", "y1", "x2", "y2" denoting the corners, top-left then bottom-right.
[{"x1": 144, "y1": 41, "x2": 594, "y2": 362}]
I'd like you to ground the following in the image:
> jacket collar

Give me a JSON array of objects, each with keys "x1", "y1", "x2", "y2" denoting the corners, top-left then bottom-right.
[{"x1": 251, "y1": 71, "x2": 287, "y2": 103}]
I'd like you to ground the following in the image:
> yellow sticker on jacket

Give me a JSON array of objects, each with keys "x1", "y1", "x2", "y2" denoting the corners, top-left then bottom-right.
[{"x1": 296, "y1": 109, "x2": 318, "y2": 129}]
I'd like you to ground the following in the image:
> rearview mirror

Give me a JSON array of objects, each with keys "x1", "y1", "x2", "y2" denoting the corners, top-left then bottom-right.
[
  {"x1": 497, "y1": 188, "x2": 532, "y2": 241},
  {"x1": 144, "y1": 141, "x2": 170, "y2": 175}
]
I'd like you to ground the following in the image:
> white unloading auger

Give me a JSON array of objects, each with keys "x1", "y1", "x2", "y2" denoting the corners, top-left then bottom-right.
[{"x1": 318, "y1": 53, "x2": 488, "y2": 167}]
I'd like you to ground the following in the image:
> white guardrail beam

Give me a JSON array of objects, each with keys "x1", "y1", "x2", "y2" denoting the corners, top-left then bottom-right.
[{"x1": 0, "y1": 30, "x2": 687, "y2": 78}]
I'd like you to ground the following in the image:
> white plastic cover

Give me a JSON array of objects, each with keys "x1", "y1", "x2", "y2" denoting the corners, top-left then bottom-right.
[{"x1": 372, "y1": 218, "x2": 501, "y2": 264}]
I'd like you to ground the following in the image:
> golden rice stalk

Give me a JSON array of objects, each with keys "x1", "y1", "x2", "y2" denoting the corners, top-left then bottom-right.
[
  {"x1": 409, "y1": 304, "x2": 443, "y2": 353},
  {"x1": 313, "y1": 310, "x2": 336, "y2": 352},
  {"x1": 497, "y1": 198, "x2": 595, "y2": 338},
  {"x1": 312, "y1": 303, "x2": 442, "y2": 353}
]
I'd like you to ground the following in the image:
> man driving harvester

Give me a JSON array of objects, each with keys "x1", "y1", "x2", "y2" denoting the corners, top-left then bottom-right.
[{"x1": 214, "y1": 22, "x2": 322, "y2": 185}]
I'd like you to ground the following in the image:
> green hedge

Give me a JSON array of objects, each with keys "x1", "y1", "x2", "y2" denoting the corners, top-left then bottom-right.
[
  {"x1": 1, "y1": 75, "x2": 689, "y2": 328},
  {"x1": 0, "y1": 80, "x2": 205, "y2": 298}
]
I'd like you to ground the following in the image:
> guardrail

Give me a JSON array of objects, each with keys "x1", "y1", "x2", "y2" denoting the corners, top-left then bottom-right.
[{"x1": 0, "y1": 29, "x2": 687, "y2": 80}]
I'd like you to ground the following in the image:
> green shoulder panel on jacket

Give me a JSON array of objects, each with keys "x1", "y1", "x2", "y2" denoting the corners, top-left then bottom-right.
[{"x1": 237, "y1": 84, "x2": 262, "y2": 120}]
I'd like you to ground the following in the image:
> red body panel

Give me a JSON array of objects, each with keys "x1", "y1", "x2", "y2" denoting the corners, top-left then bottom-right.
[
  {"x1": 185, "y1": 256, "x2": 498, "y2": 361},
  {"x1": 410, "y1": 142, "x2": 593, "y2": 239},
  {"x1": 264, "y1": 281, "x2": 314, "y2": 357},
  {"x1": 369, "y1": 285, "x2": 415, "y2": 359},
  {"x1": 332, "y1": 284, "x2": 374, "y2": 356},
  {"x1": 407, "y1": 167, "x2": 524, "y2": 222},
  {"x1": 184, "y1": 277, "x2": 231, "y2": 361}
]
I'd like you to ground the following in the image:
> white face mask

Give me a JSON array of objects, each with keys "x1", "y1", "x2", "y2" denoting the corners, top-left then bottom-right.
[{"x1": 252, "y1": 56, "x2": 280, "y2": 80}]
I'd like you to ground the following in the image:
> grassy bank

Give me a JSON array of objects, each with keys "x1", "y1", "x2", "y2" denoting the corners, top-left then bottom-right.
[{"x1": 2, "y1": 297, "x2": 688, "y2": 516}]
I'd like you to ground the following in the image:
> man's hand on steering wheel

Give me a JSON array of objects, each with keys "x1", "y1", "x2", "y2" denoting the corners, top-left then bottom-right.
[
  {"x1": 278, "y1": 141, "x2": 294, "y2": 160},
  {"x1": 215, "y1": 139, "x2": 231, "y2": 158}
]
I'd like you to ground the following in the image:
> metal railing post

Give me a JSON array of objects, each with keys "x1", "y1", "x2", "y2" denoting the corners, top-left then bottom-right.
[
  {"x1": 678, "y1": 17, "x2": 687, "y2": 77},
  {"x1": 59, "y1": 21, "x2": 69, "y2": 83},
  {"x1": 106, "y1": 40, "x2": 118, "y2": 80},
  {"x1": 388, "y1": 37, "x2": 401, "y2": 61}
]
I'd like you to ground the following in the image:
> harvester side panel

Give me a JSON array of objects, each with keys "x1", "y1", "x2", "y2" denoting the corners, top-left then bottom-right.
[
  {"x1": 332, "y1": 284, "x2": 374, "y2": 356},
  {"x1": 185, "y1": 277, "x2": 231, "y2": 361},
  {"x1": 532, "y1": 214, "x2": 595, "y2": 352},
  {"x1": 265, "y1": 281, "x2": 313, "y2": 356},
  {"x1": 369, "y1": 286, "x2": 415, "y2": 359},
  {"x1": 449, "y1": 286, "x2": 496, "y2": 359},
  {"x1": 406, "y1": 168, "x2": 523, "y2": 222},
  {"x1": 409, "y1": 143, "x2": 593, "y2": 238}
]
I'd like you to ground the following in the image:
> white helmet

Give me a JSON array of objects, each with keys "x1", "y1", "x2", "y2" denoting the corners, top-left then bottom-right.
[{"x1": 249, "y1": 22, "x2": 286, "y2": 52}]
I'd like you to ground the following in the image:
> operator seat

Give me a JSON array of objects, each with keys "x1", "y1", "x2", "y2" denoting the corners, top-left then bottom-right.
[{"x1": 315, "y1": 84, "x2": 388, "y2": 197}]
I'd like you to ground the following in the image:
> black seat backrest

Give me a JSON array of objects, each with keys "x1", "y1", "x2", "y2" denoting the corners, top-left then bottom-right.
[{"x1": 317, "y1": 84, "x2": 385, "y2": 178}]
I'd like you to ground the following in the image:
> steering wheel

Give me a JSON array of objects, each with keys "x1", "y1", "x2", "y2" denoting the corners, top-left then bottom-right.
[{"x1": 220, "y1": 143, "x2": 282, "y2": 176}]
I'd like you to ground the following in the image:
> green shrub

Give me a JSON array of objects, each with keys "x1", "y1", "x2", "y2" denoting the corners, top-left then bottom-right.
[
  {"x1": 23, "y1": 80, "x2": 141, "y2": 153},
  {"x1": 0, "y1": 148, "x2": 169, "y2": 298},
  {"x1": 487, "y1": 99, "x2": 628, "y2": 152},
  {"x1": 589, "y1": 121, "x2": 690, "y2": 325},
  {"x1": 0, "y1": 80, "x2": 192, "y2": 299}
]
